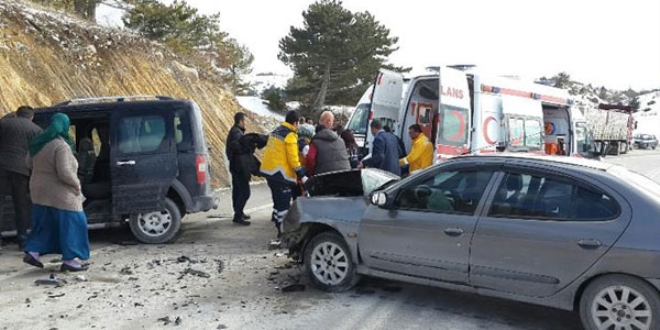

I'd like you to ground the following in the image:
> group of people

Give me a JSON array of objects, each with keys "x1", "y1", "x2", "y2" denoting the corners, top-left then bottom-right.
[
  {"x1": 0, "y1": 107, "x2": 89, "y2": 272},
  {"x1": 361, "y1": 119, "x2": 434, "y2": 176},
  {"x1": 225, "y1": 109, "x2": 435, "y2": 239},
  {"x1": 225, "y1": 110, "x2": 358, "y2": 234}
]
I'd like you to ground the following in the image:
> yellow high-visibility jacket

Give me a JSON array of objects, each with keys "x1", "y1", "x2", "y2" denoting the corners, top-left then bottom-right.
[
  {"x1": 260, "y1": 122, "x2": 305, "y2": 183},
  {"x1": 399, "y1": 133, "x2": 433, "y2": 173}
]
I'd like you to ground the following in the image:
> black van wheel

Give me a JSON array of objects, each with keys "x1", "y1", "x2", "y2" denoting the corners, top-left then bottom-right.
[{"x1": 129, "y1": 198, "x2": 182, "y2": 244}]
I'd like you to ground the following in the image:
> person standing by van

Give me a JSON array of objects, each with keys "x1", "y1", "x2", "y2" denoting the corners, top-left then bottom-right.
[
  {"x1": 226, "y1": 112, "x2": 251, "y2": 226},
  {"x1": 360, "y1": 120, "x2": 401, "y2": 176},
  {"x1": 260, "y1": 111, "x2": 308, "y2": 238},
  {"x1": 399, "y1": 124, "x2": 433, "y2": 175},
  {"x1": 0, "y1": 106, "x2": 43, "y2": 250},
  {"x1": 22, "y1": 113, "x2": 90, "y2": 272}
]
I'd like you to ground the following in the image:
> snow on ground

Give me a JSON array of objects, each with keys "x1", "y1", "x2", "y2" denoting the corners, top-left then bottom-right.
[
  {"x1": 245, "y1": 72, "x2": 291, "y2": 96},
  {"x1": 236, "y1": 96, "x2": 284, "y2": 121},
  {"x1": 96, "y1": 3, "x2": 124, "y2": 28}
]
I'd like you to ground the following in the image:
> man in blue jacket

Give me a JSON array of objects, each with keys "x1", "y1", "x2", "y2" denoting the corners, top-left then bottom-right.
[{"x1": 360, "y1": 120, "x2": 401, "y2": 176}]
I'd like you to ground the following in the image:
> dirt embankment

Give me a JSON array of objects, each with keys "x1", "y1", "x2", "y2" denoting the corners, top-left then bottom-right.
[{"x1": 0, "y1": 0, "x2": 270, "y2": 187}]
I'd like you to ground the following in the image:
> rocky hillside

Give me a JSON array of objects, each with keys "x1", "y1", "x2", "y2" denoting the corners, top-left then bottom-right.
[{"x1": 0, "y1": 0, "x2": 271, "y2": 187}]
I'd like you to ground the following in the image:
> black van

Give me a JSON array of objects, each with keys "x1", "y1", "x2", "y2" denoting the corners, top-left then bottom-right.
[{"x1": 0, "y1": 95, "x2": 218, "y2": 244}]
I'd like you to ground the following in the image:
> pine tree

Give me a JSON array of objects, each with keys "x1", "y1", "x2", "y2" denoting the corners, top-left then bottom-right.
[
  {"x1": 278, "y1": 0, "x2": 408, "y2": 114},
  {"x1": 122, "y1": 0, "x2": 253, "y2": 93}
]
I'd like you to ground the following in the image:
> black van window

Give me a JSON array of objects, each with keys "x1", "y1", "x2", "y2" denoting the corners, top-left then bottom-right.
[
  {"x1": 117, "y1": 115, "x2": 167, "y2": 154},
  {"x1": 175, "y1": 110, "x2": 193, "y2": 152}
]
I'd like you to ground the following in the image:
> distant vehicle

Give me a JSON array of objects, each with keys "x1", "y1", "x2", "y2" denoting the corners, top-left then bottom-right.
[
  {"x1": 345, "y1": 66, "x2": 601, "y2": 165},
  {"x1": 1, "y1": 95, "x2": 218, "y2": 244},
  {"x1": 584, "y1": 104, "x2": 637, "y2": 155},
  {"x1": 283, "y1": 154, "x2": 660, "y2": 330},
  {"x1": 634, "y1": 133, "x2": 658, "y2": 150}
]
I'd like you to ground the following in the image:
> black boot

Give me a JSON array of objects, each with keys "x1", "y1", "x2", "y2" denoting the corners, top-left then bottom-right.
[{"x1": 276, "y1": 222, "x2": 282, "y2": 239}]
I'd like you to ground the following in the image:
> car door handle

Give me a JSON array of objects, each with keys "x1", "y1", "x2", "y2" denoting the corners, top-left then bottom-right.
[
  {"x1": 443, "y1": 228, "x2": 464, "y2": 237},
  {"x1": 578, "y1": 239, "x2": 602, "y2": 249},
  {"x1": 116, "y1": 160, "x2": 136, "y2": 166}
]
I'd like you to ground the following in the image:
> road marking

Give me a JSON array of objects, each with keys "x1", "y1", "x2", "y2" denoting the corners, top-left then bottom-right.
[
  {"x1": 205, "y1": 203, "x2": 274, "y2": 221},
  {"x1": 245, "y1": 203, "x2": 274, "y2": 214}
]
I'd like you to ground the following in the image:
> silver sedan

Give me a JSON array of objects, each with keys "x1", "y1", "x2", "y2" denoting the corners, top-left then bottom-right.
[{"x1": 283, "y1": 154, "x2": 660, "y2": 330}]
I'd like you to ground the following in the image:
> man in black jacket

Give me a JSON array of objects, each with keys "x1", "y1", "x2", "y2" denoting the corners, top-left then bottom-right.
[
  {"x1": 226, "y1": 112, "x2": 251, "y2": 226},
  {"x1": 0, "y1": 106, "x2": 43, "y2": 249}
]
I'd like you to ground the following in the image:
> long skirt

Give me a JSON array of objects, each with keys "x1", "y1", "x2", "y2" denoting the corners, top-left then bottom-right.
[{"x1": 24, "y1": 204, "x2": 90, "y2": 261}]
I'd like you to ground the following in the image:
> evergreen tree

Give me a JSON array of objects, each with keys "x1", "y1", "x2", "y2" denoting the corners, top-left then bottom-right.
[
  {"x1": 629, "y1": 96, "x2": 641, "y2": 111},
  {"x1": 122, "y1": 0, "x2": 253, "y2": 93},
  {"x1": 278, "y1": 0, "x2": 408, "y2": 114}
]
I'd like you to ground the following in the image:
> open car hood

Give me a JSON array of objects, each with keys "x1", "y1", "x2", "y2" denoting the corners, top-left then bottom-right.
[{"x1": 305, "y1": 169, "x2": 399, "y2": 198}]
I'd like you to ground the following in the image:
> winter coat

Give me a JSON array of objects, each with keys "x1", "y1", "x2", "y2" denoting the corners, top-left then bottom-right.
[
  {"x1": 306, "y1": 128, "x2": 351, "y2": 176},
  {"x1": 0, "y1": 117, "x2": 43, "y2": 176},
  {"x1": 363, "y1": 130, "x2": 401, "y2": 176},
  {"x1": 226, "y1": 125, "x2": 245, "y2": 173},
  {"x1": 237, "y1": 133, "x2": 268, "y2": 180},
  {"x1": 400, "y1": 133, "x2": 434, "y2": 173},
  {"x1": 26, "y1": 138, "x2": 82, "y2": 212},
  {"x1": 260, "y1": 122, "x2": 305, "y2": 184}
]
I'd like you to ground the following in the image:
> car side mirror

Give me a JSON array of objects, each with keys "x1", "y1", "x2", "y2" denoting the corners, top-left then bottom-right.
[{"x1": 371, "y1": 191, "x2": 392, "y2": 209}]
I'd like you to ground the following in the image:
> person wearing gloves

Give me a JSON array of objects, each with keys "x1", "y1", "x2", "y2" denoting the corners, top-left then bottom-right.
[
  {"x1": 399, "y1": 124, "x2": 433, "y2": 175},
  {"x1": 260, "y1": 110, "x2": 308, "y2": 239}
]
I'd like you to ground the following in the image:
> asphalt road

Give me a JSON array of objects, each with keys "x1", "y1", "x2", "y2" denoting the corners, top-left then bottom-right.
[{"x1": 2, "y1": 150, "x2": 659, "y2": 330}]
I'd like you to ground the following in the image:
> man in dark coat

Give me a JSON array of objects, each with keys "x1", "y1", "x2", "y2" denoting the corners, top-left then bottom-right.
[
  {"x1": 225, "y1": 112, "x2": 251, "y2": 226},
  {"x1": 305, "y1": 111, "x2": 351, "y2": 176},
  {"x1": 360, "y1": 120, "x2": 401, "y2": 176},
  {"x1": 0, "y1": 106, "x2": 43, "y2": 249}
]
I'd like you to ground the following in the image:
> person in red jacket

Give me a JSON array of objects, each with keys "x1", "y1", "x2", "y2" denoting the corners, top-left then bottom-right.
[{"x1": 305, "y1": 111, "x2": 350, "y2": 176}]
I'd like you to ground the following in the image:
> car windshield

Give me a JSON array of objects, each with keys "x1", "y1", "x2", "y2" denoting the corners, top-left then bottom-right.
[
  {"x1": 608, "y1": 165, "x2": 660, "y2": 199},
  {"x1": 361, "y1": 169, "x2": 399, "y2": 196}
]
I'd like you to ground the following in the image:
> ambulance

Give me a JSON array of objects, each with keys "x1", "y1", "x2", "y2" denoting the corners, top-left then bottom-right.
[{"x1": 346, "y1": 66, "x2": 600, "y2": 164}]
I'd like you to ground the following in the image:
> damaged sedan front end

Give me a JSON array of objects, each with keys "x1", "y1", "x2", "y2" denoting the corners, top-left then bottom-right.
[{"x1": 282, "y1": 169, "x2": 399, "y2": 263}]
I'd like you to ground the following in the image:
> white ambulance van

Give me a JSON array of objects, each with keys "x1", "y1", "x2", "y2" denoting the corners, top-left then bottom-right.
[{"x1": 346, "y1": 66, "x2": 599, "y2": 164}]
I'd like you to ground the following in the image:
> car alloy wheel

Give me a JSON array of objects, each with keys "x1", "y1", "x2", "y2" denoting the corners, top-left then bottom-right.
[
  {"x1": 129, "y1": 198, "x2": 182, "y2": 244},
  {"x1": 137, "y1": 209, "x2": 172, "y2": 238},
  {"x1": 591, "y1": 285, "x2": 652, "y2": 330},
  {"x1": 310, "y1": 241, "x2": 349, "y2": 286},
  {"x1": 304, "y1": 231, "x2": 359, "y2": 292}
]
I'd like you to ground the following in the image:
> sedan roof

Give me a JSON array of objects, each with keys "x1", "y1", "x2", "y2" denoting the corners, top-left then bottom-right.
[{"x1": 450, "y1": 153, "x2": 617, "y2": 171}]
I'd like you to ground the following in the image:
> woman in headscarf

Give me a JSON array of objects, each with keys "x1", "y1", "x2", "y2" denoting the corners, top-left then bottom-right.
[{"x1": 22, "y1": 113, "x2": 90, "y2": 272}]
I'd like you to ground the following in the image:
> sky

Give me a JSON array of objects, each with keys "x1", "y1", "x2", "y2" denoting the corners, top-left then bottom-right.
[{"x1": 98, "y1": 0, "x2": 660, "y2": 90}]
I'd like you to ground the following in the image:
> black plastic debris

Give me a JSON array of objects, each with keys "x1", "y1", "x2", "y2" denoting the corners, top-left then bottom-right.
[
  {"x1": 217, "y1": 260, "x2": 225, "y2": 274},
  {"x1": 48, "y1": 293, "x2": 65, "y2": 298},
  {"x1": 157, "y1": 316, "x2": 172, "y2": 325},
  {"x1": 281, "y1": 284, "x2": 306, "y2": 293},
  {"x1": 184, "y1": 268, "x2": 210, "y2": 278},
  {"x1": 119, "y1": 266, "x2": 133, "y2": 275},
  {"x1": 35, "y1": 274, "x2": 66, "y2": 286}
]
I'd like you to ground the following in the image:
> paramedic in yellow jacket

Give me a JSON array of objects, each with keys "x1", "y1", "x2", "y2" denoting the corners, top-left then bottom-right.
[
  {"x1": 260, "y1": 110, "x2": 308, "y2": 239},
  {"x1": 399, "y1": 124, "x2": 434, "y2": 174}
]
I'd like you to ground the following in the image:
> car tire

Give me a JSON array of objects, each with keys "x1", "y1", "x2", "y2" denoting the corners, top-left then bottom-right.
[
  {"x1": 129, "y1": 198, "x2": 182, "y2": 244},
  {"x1": 304, "y1": 231, "x2": 360, "y2": 292},
  {"x1": 580, "y1": 275, "x2": 660, "y2": 330}
]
